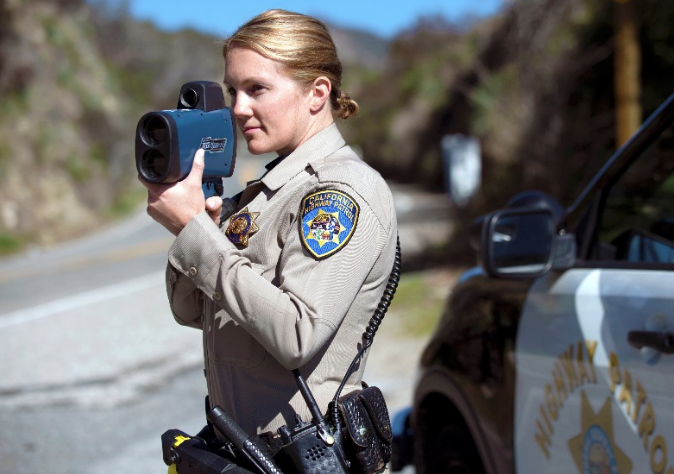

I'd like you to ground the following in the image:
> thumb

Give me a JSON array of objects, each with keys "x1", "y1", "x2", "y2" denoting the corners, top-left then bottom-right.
[
  {"x1": 205, "y1": 196, "x2": 223, "y2": 212},
  {"x1": 188, "y1": 149, "x2": 205, "y2": 183},
  {"x1": 206, "y1": 195, "x2": 223, "y2": 225}
]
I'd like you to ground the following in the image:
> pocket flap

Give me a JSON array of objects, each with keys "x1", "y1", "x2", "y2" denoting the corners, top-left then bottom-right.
[
  {"x1": 358, "y1": 386, "x2": 393, "y2": 444},
  {"x1": 337, "y1": 390, "x2": 374, "y2": 448}
]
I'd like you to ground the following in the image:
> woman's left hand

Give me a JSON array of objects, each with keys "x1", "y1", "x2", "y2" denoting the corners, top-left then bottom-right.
[
  {"x1": 205, "y1": 195, "x2": 224, "y2": 226},
  {"x1": 141, "y1": 149, "x2": 217, "y2": 235}
]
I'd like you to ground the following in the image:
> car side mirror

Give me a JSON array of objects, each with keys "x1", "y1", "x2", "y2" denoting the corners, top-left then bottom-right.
[{"x1": 481, "y1": 208, "x2": 574, "y2": 278}]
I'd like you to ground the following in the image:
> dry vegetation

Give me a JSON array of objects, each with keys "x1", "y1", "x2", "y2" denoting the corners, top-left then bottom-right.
[{"x1": 1, "y1": 0, "x2": 673, "y2": 258}]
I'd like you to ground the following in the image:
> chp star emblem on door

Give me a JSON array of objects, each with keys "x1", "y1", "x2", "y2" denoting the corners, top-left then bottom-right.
[{"x1": 568, "y1": 390, "x2": 632, "y2": 474}]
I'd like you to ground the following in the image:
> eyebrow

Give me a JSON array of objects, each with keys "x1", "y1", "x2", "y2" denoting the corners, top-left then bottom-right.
[
  {"x1": 222, "y1": 77, "x2": 272, "y2": 92},
  {"x1": 223, "y1": 67, "x2": 277, "y2": 88}
]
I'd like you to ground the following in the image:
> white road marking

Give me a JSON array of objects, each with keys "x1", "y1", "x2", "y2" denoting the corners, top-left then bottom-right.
[{"x1": 0, "y1": 271, "x2": 165, "y2": 330}]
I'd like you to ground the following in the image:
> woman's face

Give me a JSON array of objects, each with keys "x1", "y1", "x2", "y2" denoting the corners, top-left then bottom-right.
[{"x1": 224, "y1": 45, "x2": 318, "y2": 156}]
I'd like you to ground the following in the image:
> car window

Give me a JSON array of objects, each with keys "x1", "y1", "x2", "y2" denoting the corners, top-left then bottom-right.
[{"x1": 594, "y1": 124, "x2": 674, "y2": 264}]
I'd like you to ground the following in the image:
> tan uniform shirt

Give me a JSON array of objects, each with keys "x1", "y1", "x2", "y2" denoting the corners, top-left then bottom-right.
[{"x1": 165, "y1": 124, "x2": 397, "y2": 435}]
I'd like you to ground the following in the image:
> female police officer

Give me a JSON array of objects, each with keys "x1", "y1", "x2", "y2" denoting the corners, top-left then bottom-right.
[{"x1": 142, "y1": 9, "x2": 398, "y2": 440}]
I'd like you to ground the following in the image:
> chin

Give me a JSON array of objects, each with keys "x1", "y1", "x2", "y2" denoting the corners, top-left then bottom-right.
[
  {"x1": 248, "y1": 148, "x2": 275, "y2": 156},
  {"x1": 246, "y1": 140, "x2": 274, "y2": 156}
]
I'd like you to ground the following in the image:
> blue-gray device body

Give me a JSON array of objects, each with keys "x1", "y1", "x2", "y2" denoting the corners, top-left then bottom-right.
[{"x1": 135, "y1": 81, "x2": 237, "y2": 196}]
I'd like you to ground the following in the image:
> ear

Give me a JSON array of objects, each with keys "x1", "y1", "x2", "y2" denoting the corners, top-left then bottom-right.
[{"x1": 309, "y1": 76, "x2": 332, "y2": 113}]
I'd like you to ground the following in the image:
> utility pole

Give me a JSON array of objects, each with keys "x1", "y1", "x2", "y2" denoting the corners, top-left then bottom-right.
[{"x1": 613, "y1": 0, "x2": 641, "y2": 148}]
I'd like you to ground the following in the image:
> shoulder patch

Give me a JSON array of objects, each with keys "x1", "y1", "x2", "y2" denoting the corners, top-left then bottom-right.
[{"x1": 300, "y1": 190, "x2": 359, "y2": 259}]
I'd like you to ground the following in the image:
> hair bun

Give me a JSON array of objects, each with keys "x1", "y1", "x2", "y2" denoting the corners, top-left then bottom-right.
[{"x1": 335, "y1": 91, "x2": 359, "y2": 120}]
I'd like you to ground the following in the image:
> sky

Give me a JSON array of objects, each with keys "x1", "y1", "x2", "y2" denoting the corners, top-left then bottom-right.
[{"x1": 122, "y1": 0, "x2": 505, "y2": 39}]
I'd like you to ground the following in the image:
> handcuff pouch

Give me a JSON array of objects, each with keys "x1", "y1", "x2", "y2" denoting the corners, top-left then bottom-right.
[{"x1": 334, "y1": 385, "x2": 392, "y2": 474}]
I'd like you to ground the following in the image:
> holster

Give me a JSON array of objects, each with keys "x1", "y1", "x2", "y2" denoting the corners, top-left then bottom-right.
[
  {"x1": 334, "y1": 386, "x2": 393, "y2": 474},
  {"x1": 161, "y1": 428, "x2": 252, "y2": 474}
]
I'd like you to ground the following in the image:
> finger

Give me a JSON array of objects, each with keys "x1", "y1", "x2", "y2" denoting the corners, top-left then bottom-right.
[
  {"x1": 143, "y1": 182, "x2": 165, "y2": 204},
  {"x1": 138, "y1": 174, "x2": 166, "y2": 195},
  {"x1": 146, "y1": 203, "x2": 156, "y2": 219},
  {"x1": 137, "y1": 174, "x2": 151, "y2": 189},
  {"x1": 205, "y1": 196, "x2": 223, "y2": 224},
  {"x1": 205, "y1": 196, "x2": 223, "y2": 212}
]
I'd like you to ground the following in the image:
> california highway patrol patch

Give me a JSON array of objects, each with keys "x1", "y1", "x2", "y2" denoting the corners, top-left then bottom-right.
[
  {"x1": 225, "y1": 207, "x2": 259, "y2": 247},
  {"x1": 300, "y1": 190, "x2": 359, "y2": 259}
]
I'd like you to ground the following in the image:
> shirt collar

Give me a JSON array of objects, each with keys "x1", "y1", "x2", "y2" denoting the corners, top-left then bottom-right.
[
  {"x1": 261, "y1": 124, "x2": 346, "y2": 191},
  {"x1": 264, "y1": 154, "x2": 286, "y2": 172}
]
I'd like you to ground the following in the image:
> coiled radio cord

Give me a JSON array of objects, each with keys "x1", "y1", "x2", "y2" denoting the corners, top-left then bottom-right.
[{"x1": 329, "y1": 235, "x2": 402, "y2": 430}]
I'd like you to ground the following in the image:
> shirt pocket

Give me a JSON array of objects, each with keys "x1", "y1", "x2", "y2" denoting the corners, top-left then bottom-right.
[{"x1": 208, "y1": 307, "x2": 266, "y2": 368}]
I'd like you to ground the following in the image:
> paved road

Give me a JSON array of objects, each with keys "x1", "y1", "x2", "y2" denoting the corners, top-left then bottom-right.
[{"x1": 0, "y1": 154, "x2": 452, "y2": 474}]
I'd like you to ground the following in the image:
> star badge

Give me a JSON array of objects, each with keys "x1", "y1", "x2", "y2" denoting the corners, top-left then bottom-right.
[{"x1": 225, "y1": 207, "x2": 259, "y2": 247}]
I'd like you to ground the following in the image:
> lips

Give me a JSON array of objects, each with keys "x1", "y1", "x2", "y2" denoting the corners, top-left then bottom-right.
[{"x1": 241, "y1": 123, "x2": 261, "y2": 135}]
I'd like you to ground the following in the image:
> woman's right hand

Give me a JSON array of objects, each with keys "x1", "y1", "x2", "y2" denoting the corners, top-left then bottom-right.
[{"x1": 140, "y1": 149, "x2": 209, "y2": 235}]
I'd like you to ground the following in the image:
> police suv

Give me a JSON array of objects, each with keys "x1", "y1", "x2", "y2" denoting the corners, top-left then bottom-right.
[{"x1": 392, "y1": 91, "x2": 674, "y2": 474}]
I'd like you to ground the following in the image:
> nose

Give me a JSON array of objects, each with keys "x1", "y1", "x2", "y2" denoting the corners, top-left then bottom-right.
[{"x1": 231, "y1": 93, "x2": 252, "y2": 120}]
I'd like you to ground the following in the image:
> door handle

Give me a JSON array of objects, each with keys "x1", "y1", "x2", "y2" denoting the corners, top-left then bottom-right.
[{"x1": 628, "y1": 330, "x2": 674, "y2": 354}]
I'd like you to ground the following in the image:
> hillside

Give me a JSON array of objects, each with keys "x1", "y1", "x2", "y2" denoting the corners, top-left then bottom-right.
[
  {"x1": 355, "y1": 0, "x2": 674, "y2": 204},
  {"x1": 0, "y1": 0, "x2": 137, "y2": 251},
  {"x1": 0, "y1": 0, "x2": 389, "y2": 253}
]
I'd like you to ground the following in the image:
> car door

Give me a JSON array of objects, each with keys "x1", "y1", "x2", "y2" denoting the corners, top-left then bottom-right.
[{"x1": 514, "y1": 101, "x2": 674, "y2": 474}]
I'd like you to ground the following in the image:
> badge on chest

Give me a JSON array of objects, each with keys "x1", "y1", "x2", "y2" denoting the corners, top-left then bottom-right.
[
  {"x1": 300, "y1": 190, "x2": 359, "y2": 259},
  {"x1": 225, "y1": 207, "x2": 259, "y2": 247}
]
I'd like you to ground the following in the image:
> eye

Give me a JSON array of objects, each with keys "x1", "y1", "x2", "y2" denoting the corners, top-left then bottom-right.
[
  {"x1": 225, "y1": 87, "x2": 236, "y2": 106},
  {"x1": 250, "y1": 84, "x2": 265, "y2": 94}
]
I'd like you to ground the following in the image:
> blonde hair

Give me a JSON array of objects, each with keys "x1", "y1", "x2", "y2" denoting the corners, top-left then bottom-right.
[{"x1": 222, "y1": 9, "x2": 359, "y2": 120}]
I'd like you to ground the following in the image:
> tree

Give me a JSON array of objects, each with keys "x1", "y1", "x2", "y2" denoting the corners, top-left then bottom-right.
[{"x1": 613, "y1": 0, "x2": 641, "y2": 147}]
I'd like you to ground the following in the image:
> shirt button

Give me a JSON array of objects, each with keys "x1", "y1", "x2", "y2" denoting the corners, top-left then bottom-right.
[
  {"x1": 213, "y1": 292, "x2": 222, "y2": 301},
  {"x1": 189, "y1": 267, "x2": 198, "y2": 276}
]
